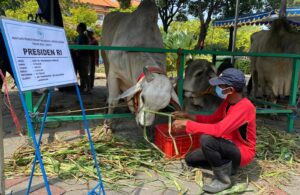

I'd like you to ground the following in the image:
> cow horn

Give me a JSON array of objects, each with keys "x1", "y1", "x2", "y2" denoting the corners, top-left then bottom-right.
[
  {"x1": 170, "y1": 88, "x2": 181, "y2": 111},
  {"x1": 169, "y1": 76, "x2": 181, "y2": 88},
  {"x1": 143, "y1": 66, "x2": 154, "y2": 82}
]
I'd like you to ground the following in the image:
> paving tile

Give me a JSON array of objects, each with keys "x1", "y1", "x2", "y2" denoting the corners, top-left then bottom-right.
[
  {"x1": 30, "y1": 185, "x2": 65, "y2": 195},
  {"x1": 5, "y1": 177, "x2": 28, "y2": 189}
]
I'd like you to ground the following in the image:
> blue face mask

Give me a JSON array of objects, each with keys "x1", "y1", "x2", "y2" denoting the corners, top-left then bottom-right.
[{"x1": 215, "y1": 86, "x2": 228, "y2": 99}]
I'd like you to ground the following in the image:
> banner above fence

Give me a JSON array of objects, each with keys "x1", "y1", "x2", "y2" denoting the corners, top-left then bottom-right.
[
  {"x1": 0, "y1": 18, "x2": 77, "y2": 91},
  {"x1": 213, "y1": 7, "x2": 300, "y2": 28}
]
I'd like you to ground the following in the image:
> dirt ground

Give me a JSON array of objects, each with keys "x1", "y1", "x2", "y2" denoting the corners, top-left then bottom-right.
[{"x1": 1, "y1": 71, "x2": 300, "y2": 195}]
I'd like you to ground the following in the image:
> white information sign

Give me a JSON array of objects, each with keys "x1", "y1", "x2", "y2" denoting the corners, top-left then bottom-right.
[{"x1": 0, "y1": 18, "x2": 77, "y2": 91}]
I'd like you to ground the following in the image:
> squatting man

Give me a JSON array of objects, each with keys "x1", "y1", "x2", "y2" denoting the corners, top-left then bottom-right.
[{"x1": 172, "y1": 68, "x2": 256, "y2": 193}]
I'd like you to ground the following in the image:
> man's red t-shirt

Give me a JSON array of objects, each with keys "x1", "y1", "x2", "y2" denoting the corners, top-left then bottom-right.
[{"x1": 186, "y1": 98, "x2": 256, "y2": 166}]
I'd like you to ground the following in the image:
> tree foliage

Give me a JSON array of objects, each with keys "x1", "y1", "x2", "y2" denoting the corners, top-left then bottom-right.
[
  {"x1": 5, "y1": 0, "x2": 99, "y2": 42},
  {"x1": 0, "y1": 0, "x2": 20, "y2": 16},
  {"x1": 110, "y1": 6, "x2": 138, "y2": 13},
  {"x1": 166, "y1": 20, "x2": 260, "y2": 52},
  {"x1": 162, "y1": 21, "x2": 198, "y2": 71},
  {"x1": 188, "y1": 0, "x2": 224, "y2": 49},
  {"x1": 163, "y1": 20, "x2": 261, "y2": 70},
  {"x1": 158, "y1": 0, "x2": 188, "y2": 33},
  {"x1": 5, "y1": 0, "x2": 39, "y2": 21},
  {"x1": 188, "y1": 0, "x2": 288, "y2": 50},
  {"x1": 63, "y1": 6, "x2": 98, "y2": 42},
  {"x1": 117, "y1": 0, "x2": 131, "y2": 9}
]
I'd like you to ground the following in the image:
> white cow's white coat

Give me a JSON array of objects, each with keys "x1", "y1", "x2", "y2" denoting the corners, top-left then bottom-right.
[{"x1": 101, "y1": 0, "x2": 179, "y2": 126}]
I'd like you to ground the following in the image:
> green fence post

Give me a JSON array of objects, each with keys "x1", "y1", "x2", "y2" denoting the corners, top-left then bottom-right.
[
  {"x1": 177, "y1": 52, "x2": 185, "y2": 107},
  {"x1": 288, "y1": 58, "x2": 300, "y2": 132},
  {"x1": 33, "y1": 93, "x2": 47, "y2": 113},
  {"x1": 25, "y1": 91, "x2": 33, "y2": 139}
]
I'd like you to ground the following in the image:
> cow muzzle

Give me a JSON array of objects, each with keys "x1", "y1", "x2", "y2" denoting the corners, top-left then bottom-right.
[{"x1": 136, "y1": 110, "x2": 155, "y2": 127}]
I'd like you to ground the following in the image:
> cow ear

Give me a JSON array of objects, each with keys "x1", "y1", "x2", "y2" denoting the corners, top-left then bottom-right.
[
  {"x1": 208, "y1": 63, "x2": 217, "y2": 78},
  {"x1": 169, "y1": 77, "x2": 176, "y2": 86},
  {"x1": 143, "y1": 66, "x2": 154, "y2": 82},
  {"x1": 115, "y1": 82, "x2": 142, "y2": 100},
  {"x1": 186, "y1": 59, "x2": 193, "y2": 66},
  {"x1": 186, "y1": 54, "x2": 194, "y2": 63},
  {"x1": 208, "y1": 67, "x2": 217, "y2": 78}
]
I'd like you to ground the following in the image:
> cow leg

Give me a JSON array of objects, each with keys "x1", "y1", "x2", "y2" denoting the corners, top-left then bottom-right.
[
  {"x1": 101, "y1": 50, "x2": 109, "y2": 78},
  {"x1": 6, "y1": 61, "x2": 16, "y2": 88},
  {"x1": 265, "y1": 81, "x2": 281, "y2": 120},
  {"x1": 0, "y1": 68, "x2": 5, "y2": 91},
  {"x1": 0, "y1": 60, "x2": 12, "y2": 91},
  {"x1": 104, "y1": 75, "x2": 120, "y2": 134},
  {"x1": 247, "y1": 76, "x2": 252, "y2": 96},
  {"x1": 252, "y1": 70, "x2": 259, "y2": 98},
  {"x1": 270, "y1": 97, "x2": 280, "y2": 120}
]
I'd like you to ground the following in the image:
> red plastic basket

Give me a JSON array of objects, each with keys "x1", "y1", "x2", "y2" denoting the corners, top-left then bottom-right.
[{"x1": 154, "y1": 124, "x2": 201, "y2": 159}]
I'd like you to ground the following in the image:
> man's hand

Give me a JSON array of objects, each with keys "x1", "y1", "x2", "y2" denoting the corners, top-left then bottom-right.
[
  {"x1": 172, "y1": 111, "x2": 196, "y2": 121},
  {"x1": 172, "y1": 120, "x2": 188, "y2": 131}
]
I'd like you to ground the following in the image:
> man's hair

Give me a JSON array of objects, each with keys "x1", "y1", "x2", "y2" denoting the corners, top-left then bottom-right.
[
  {"x1": 224, "y1": 84, "x2": 243, "y2": 93},
  {"x1": 77, "y1": 23, "x2": 87, "y2": 31},
  {"x1": 235, "y1": 87, "x2": 243, "y2": 93}
]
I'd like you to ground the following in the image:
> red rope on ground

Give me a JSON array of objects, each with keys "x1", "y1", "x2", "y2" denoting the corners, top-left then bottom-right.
[{"x1": 0, "y1": 70, "x2": 22, "y2": 136}]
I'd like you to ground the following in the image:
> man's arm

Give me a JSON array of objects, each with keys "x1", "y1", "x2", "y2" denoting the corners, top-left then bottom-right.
[
  {"x1": 194, "y1": 100, "x2": 227, "y2": 123},
  {"x1": 186, "y1": 105, "x2": 249, "y2": 137}
]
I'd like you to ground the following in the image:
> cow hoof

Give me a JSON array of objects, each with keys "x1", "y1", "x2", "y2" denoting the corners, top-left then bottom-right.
[
  {"x1": 103, "y1": 123, "x2": 113, "y2": 135},
  {"x1": 93, "y1": 124, "x2": 113, "y2": 141},
  {"x1": 104, "y1": 127, "x2": 112, "y2": 135}
]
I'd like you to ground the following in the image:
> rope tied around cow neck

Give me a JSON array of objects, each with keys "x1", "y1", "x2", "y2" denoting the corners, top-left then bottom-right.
[{"x1": 142, "y1": 109, "x2": 193, "y2": 159}]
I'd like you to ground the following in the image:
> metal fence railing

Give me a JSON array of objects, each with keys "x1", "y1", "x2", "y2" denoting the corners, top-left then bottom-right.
[{"x1": 25, "y1": 45, "x2": 300, "y2": 134}]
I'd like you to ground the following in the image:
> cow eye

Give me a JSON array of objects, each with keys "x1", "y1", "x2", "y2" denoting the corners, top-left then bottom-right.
[{"x1": 196, "y1": 70, "x2": 203, "y2": 76}]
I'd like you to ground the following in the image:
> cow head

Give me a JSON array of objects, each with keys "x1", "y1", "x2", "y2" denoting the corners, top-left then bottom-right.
[
  {"x1": 116, "y1": 66, "x2": 180, "y2": 126},
  {"x1": 183, "y1": 59, "x2": 223, "y2": 111},
  {"x1": 183, "y1": 59, "x2": 217, "y2": 97}
]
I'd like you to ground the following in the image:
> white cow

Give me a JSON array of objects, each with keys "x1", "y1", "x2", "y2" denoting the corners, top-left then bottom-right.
[{"x1": 101, "y1": 0, "x2": 180, "y2": 127}]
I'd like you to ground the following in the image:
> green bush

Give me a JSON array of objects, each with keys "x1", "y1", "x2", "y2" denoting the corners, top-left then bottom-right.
[
  {"x1": 162, "y1": 30, "x2": 197, "y2": 71},
  {"x1": 193, "y1": 55, "x2": 213, "y2": 62},
  {"x1": 162, "y1": 20, "x2": 260, "y2": 74},
  {"x1": 235, "y1": 58, "x2": 251, "y2": 74},
  {"x1": 110, "y1": 6, "x2": 138, "y2": 13}
]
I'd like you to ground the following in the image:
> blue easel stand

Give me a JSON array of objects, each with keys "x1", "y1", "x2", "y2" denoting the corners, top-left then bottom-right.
[
  {"x1": 75, "y1": 85, "x2": 106, "y2": 195},
  {"x1": 26, "y1": 89, "x2": 53, "y2": 195},
  {"x1": 16, "y1": 89, "x2": 52, "y2": 194},
  {"x1": 24, "y1": 85, "x2": 105, "y2": 195},
  {"x1": 0, "y1": 18, "x2": 105, "y2": 195}
]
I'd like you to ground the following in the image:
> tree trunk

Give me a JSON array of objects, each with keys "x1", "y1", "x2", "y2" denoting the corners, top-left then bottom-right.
[
  {"x1": 159, "y1": 7, "x2": 169, "y2": 33},
  {"x1": 228, "y1": 27, "x2": 234, "y2": 51},
  {"x1": 196, "y1": 23, "x2": 208, "y2": 50},
  {"x1": 280, "y1": 0, "x2": 287, "y2": 18},
  {"x1": 163, "y1": 21, "x2": 169, "y2": 33}
]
